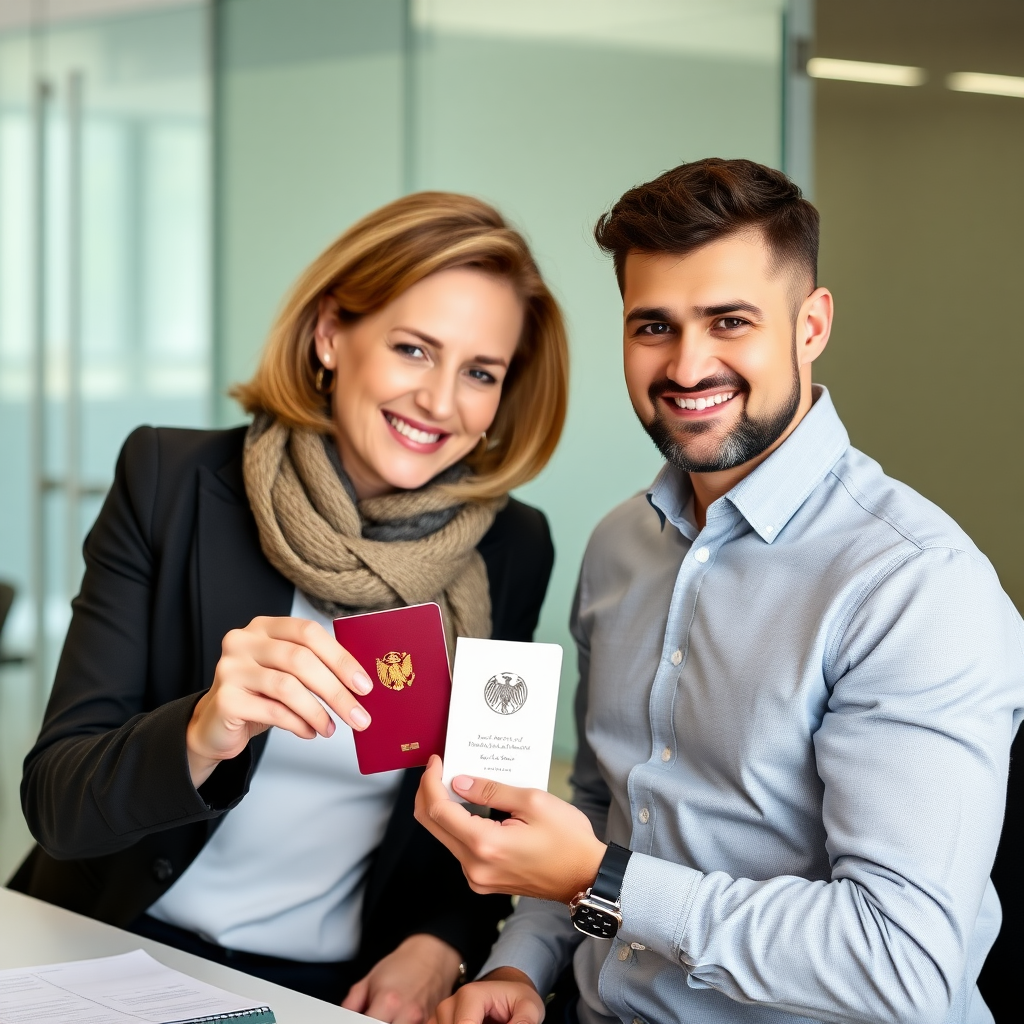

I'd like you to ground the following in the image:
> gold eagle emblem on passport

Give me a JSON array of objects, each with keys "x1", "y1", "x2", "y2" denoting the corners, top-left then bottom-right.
[{"x1": 377, "y1": 651, "x2": 415, "y2": 690}]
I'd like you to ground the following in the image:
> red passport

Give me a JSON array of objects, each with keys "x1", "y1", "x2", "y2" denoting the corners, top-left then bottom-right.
[{"x1": 333, "y1": 602, "x2": 452, "y2": 775}]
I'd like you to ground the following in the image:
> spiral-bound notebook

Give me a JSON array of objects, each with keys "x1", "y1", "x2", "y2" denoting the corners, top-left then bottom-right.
[{"x1": 0, "y1": 949, "x2": 275, "y2": 1023}]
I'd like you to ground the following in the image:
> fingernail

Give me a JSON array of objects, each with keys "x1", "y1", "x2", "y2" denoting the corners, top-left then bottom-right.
[
  {"x1": 352, "y1": 671, "x2": 373, "y2": 695},
  {"x1": 351, "y1": 706, "x2": 371, "y2": 730},
  {"x1": 453, "y1": 775, "x2": 474, "y2": 792},
  {"x1": 326, "y1": 719, "x2": 336, "y2": 737}
]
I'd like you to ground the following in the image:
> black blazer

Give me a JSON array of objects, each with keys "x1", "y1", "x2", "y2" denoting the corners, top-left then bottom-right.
[{"x1": 9, "y1": 426, "x2": 554, "y2": 975}]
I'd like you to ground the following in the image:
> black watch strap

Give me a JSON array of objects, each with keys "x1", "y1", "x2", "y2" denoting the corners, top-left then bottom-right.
[{"x1": 591, "y1": 842, "x2": 632, "y2": 902}]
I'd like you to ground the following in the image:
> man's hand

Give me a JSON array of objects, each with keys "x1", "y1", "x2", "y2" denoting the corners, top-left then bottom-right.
[
  {"x1": 432, "y1": 969, "x2": 545, "y2": 1024},
  {"x1": 414, "y1": 755, "x2": 606, "y2": 903},
  {"x1": 342, "y1": 934, "x2": 463, "y2": 1024}
]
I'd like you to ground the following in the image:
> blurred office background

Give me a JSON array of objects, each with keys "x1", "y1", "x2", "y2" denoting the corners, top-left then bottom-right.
[{"x1": 0, "y1": 0, "x2": 1020, "y2": 1013}]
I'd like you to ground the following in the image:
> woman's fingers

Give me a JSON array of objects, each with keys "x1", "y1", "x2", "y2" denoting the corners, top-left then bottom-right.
[
  {"x1": 246, "y1": 618, "x2": 373, "y2": 732},
  {"x1": 252, "y1": 665, "x2": 338, "y2": 736},
  {"x1": 262, "y1": 616, "x2": 373, "y2": 697},
  {"x1": 364, "y1": 990, "x2": 405, "y2": 1024},
  {"x1": 341, "y1": 976, "x2": 370, "y2": 1013},
  {"x1": 244, "y1": 693, "x2": 320, "y2": 740},
  {"x1": 202, "y1": 615, "x2": 375, "y2": 765}
]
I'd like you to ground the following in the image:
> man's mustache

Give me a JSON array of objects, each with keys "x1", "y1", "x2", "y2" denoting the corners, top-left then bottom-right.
[{"x1": 647, "y1": 374, "x2": 748, "y2": 404}]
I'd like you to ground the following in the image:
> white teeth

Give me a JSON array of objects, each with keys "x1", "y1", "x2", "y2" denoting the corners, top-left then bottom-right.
[
  {"x1": 673, "y1": 391, "x2": 735, "y2": 410},
  {"x1": 387, "y1": 414, "x2": 442, "y2": 444}
]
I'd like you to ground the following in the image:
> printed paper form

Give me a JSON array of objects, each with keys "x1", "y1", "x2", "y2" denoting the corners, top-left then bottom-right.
[
  {"x1": 0, "y1": 949, "x2": 274, "y2": 1023},
  {"x1": 442, "y1": 637, "x2": 562, "y2": 797}
]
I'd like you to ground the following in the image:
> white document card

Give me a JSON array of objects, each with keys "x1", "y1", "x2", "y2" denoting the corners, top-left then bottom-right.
[{"x1": 442, "y1": 637, "x2": 562, "y2": 797}]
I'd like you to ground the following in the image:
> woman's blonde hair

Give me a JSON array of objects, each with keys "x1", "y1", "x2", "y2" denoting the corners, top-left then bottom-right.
[{"x1": 232, "y1": 192, "x2": 569, "y2": 501}]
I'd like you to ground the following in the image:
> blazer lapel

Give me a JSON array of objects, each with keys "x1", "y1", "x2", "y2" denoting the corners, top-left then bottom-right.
[
  {"x1": 194, "y1": 457, "x2": 294, "y2": 689},
  {"x1": 194, "y1": 455, "x2": 292, "y2": 836}
]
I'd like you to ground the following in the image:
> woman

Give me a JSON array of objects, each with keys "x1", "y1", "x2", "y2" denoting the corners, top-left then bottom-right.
[{"x1": 12, "y1": 193, "x2": 568, "y2": 1019}]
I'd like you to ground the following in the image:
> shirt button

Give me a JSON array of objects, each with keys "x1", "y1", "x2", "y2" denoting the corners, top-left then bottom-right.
[
  {"x1": 694, "y1": 546, "x2": 710, "y2": 563},
  {"x1": 630, "y1": 942, "x2": 646, "y2": 950},
  {"x1": 633, "y1": 1018, "x2": 644, "y2": 1024},
  {"x1": 670, "y1": 649, "x2": 682, "y2": 666},
  {"x1": 661, "y1": 747, "x2": 672, "y2": 762},
  {"x1": 618, "y1": 946, "x2": 631, "y2": 961},
  {"x1": 638, "y1": 807, "x2": 650, "y2": 824}
]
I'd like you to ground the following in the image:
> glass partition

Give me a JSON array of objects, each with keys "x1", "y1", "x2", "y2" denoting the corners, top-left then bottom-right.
[{"x1": 0, "y1": 1, "x2": 211, "y2": 706}]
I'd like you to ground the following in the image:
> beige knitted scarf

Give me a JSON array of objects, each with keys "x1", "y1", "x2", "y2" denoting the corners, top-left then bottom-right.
[{"x1": 243, "y1": 416, "x2": 504, "y2": 652}]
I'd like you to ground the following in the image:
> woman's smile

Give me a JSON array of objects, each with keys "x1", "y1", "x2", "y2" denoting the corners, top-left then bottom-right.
[{"x1": 382, "y1": 410, "x2": 451, "y2": 453}]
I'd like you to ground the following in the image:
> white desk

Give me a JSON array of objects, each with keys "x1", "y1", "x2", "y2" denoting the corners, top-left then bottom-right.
[{"x1": 0, "y1": 887, "x2": 370, "y2": 1023}]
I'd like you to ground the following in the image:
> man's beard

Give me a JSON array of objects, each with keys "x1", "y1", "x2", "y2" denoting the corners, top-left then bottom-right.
[{"x1": 642, "y1": 352, "x2": 801, "y2": 475}]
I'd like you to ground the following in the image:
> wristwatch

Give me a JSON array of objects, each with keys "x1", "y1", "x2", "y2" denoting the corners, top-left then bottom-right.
[{"x1": 569, "y1": 842, "x2": 632, "y2": 939}]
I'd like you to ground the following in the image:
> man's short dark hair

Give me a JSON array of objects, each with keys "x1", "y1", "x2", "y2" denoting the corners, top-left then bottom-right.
[{"x1": 594, "y1": 158, "x2": 819, "y2": 294}]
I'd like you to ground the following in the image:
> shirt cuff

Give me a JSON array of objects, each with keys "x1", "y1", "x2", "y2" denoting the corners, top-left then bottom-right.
[
  {"x1": 617, "y1": 851, "x2": 703, "y2": 963},
  {"x1": 477, "y1": 897, "x2": 577, "y2": 996}
]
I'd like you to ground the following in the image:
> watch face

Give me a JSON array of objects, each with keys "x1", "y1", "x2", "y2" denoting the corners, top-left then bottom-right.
[{"x1": 571, "y1": 901, "x2": 621, "y2": 939}]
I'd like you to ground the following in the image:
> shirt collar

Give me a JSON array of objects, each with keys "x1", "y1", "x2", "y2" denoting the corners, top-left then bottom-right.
[
  {"x1": 647, "y1": 465, "x2": 698, "y2": 539},
  {"x1": 647, "y1": 385, "x2": 850, "y2": 544}
]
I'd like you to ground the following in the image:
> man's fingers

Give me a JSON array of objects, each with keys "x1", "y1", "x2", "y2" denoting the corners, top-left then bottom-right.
[
  {"x1": 440, "y1": 986, "x2": 490, "y2": 1024},
  {"x1": 415, "y1": 757, "x2": 482, "y2": 857},
  {"x1": 435, "y1": 983, "x2": 542, "y2": 1024},
  {"x1": 450, "y1": 775, "x2": 540, "y2": 817},
  {"x1": 507, "y1": 992, "x2": 545, "y2": 1024}
]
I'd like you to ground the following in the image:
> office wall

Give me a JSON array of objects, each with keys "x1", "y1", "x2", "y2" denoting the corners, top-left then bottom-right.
[
  {"x1": 216, "y1": 0, "x2": 787, "y2": 759},
  {"x1": 214, "y1": 0, "x2": 405, "y2": 422},
  {"x1": 813, "y1": 0, "x2": 1024, "y2": 612}
]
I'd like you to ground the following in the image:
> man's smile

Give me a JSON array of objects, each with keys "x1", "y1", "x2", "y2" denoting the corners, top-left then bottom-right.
[{"x1": 660, "y1": 390, "x2": 739, "y2": 416}]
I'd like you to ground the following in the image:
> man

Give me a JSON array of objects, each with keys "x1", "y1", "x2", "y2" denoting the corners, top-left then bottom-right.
[{"x1": 415, "y1": 158, "x2": 1024, "y2": 1024}]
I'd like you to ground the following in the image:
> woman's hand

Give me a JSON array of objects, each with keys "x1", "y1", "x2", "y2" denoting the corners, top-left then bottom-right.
[
  {"x1": 342, "y1": 934, "x2": 464, "y2": 1024},
  {"x1": 186, "y1": 616, "x2": 373, "y2": 787}
]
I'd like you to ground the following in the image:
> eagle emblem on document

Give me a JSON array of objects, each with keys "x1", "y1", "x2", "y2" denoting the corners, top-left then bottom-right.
[
  {"x1": 377, "y1": 651, "x2": 415, "y2": 691},
  {"x1": 484, "y1": 672, "x2": 528, "y2": 715}
]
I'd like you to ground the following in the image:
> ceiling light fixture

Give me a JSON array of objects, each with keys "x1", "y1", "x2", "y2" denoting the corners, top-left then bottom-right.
[
  {"x1": 946, "y1": 72, "x2": 1024, "y2": 98},
  {"x1": 806, "y1": 57, "x2": 927, "y2": 87}
]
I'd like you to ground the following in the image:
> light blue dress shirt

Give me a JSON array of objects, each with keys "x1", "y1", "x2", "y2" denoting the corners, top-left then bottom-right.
[{"x1": 480, "y1": 387, "x2": 1024, "y2": 1024}]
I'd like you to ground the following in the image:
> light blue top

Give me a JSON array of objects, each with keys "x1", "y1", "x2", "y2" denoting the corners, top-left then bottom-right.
[
  {"x1": 480, "y1": 387, "x2": 1024, "y2": 1024},
  {"x1": 150, "y1": 591, "x2": 403, "y2": 961}
]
